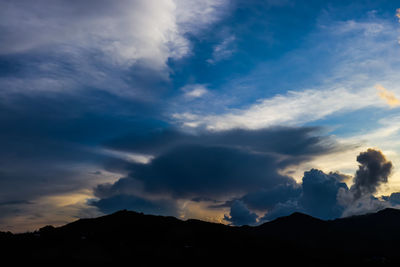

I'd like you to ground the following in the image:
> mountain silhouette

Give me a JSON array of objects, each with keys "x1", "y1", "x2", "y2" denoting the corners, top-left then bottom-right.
[{"x1": 1, "y1": 209, "x2": 400, "y2": 265}]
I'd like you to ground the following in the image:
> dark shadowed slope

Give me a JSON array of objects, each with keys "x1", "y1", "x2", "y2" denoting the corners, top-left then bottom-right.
[{"x1": 2, "y1": 209, "x2": 400, "y2": 266}]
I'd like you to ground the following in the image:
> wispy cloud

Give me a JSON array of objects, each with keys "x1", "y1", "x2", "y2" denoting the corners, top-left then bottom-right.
[
  {"x1": 0, "y1": 0, "x2": 229, "y2": 97},
  {"x1": 207, "y1": 35, "x2": 236, "y2": 64},
  {"x1": 376, "y1": 84, "x2": 400, "y2": 107},
  {"x1": 182, "y1": 84, "x2": 209, "y2": 99},
  {"x1": 172, "y1": 16, "x2": 400, "y2": 130},
  {"x1": 173, "y1": 86, "x2": 379, "y2": 130}
]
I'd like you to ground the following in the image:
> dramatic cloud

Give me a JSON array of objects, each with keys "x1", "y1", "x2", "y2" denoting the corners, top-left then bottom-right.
[
  {"x1": 0, "y1": 0, "x2": 230, "y2": 101},
  {"x1": 299, "y1": 169, "x2": 348, "y2": 219},
  {"x1": 224, "y1": 200, "x2": 258, "y2": 226},
  {"x1": 376, "y1": 84, "x2": 400, "y2": 107},
  {"x1": 238, "y1": 169, "x2": 348, "y2": 221},
  {"x1": 0, "y1": 0, "x2": 228, "y2": 68},
  {"x1": 93, "y1": 127, "x2": 343, "y2": 218},
  {"x1": 3, "y1": 1, "x2": 400, "y2": 232},
  {"x1": 350, "y1": 149, "x2": 393, "y2": 200},
  {"x1": 104, "y1": 127, "x2": 338, "y2": 158},
  {"x1": 241, "y1": 183, "x2": 301, "y2": 211},
  {"x1": 234, "y1": 149, "x2": 396, "y2": 222},
  {"x1": 97, "y1": 145, "x2": 294, "y2": 199}
]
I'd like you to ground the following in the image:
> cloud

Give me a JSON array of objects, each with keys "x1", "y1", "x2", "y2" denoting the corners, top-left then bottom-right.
[
  {"x1": 90, "y1": 194, "x2": 178, "y2": 216},
  {"x1": 104, "y1": 126, "x2": 339, "y2": 158},
  {"x1": 384, "y1": 192, "x2": 400, "y2": 205},
  {"x1": 340, "y1": 196, "x2": 393, "y2": 218},
  {"x1": 239, "y1": 169, "x2": 348, "y2": 221},
  {"x1": 376, "y1": 84, "x2": 400, "y2": 107},
  {"x1": 94, "y1": 126, "x2": 344, "y2": 222},
  {"x1": 224, "y1": 200, "x2": 258, "y2": 226},
  {"x1": 0, "y1": 0, "x2": 230, "y2": 101},
  {"x1": 0, "y1": 0, "x2": 228, "y2": 68},
  {"x1": 182, "y1": 84, "x2": 209, "y2": 99},
  {"x1": 97, "y1": 145, "x2": 294, "y2": 199},
  {"x1": 171, "y1": 15, "x2": 400, "y2": 131},
  {"x1": 299, "y1": 169, "x2": 348, "y2": 219},
  {"x1": 0, "y1": 93, "x2": 164, "y2": 231},
  {"x1": 241, "y1": 183, "x2": 301, "y2": 211},
  {"x1": 260, "y1": 200, "x2": 301, "y2": 221},
  {"x1": 172, "y1": 87, "x2": 380, "y2": 130},
  {"x1": 207, "y1": 34, "x2": 236, "y2": 64},
  {"x1": 350, "y1": 148, "x2": 393, "y2": 200},
  {"x1": 336, "y1": 149, "x2": 395, "y2": 217},
  {"x1": 237, "y1": 149, "x2": 396, "y2": 221}
]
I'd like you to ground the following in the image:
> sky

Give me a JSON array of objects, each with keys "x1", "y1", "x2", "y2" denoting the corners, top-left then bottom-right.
[{"x1": 1, "y1": 0, "x2": 400, "y2": 232}]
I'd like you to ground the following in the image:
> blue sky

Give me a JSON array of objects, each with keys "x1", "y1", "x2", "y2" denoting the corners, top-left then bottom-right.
[{"x1": 1, "y1": 0, "x2": 400, "y2": 231}]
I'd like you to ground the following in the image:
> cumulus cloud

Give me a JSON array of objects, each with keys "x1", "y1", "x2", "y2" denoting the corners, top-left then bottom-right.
[
  {"x1": 334, "y1": 149, "x2": 395, "y2": 217},
  {"x1": 299, "y1": 169, "x2": 349, "y2": 219},
  {"x1": 240, "y1": 169, "x2": 348, "y2": 221},
  {"x1": 224, "y1": 200, "x2": 258, "y2": 226},
  {"x1": 94, "y1": 126, "x2": 344, "y2": 221},
  {"x1": 350, "y1": 149, "x2": 393, "y2": 200},
  {"x1": 95, "y1": 130, "x2": 400, "y2": 224},
  {"x1": 376, "y1": 84, "x2": 400, "y2": 108},
  {"x1": 237, "y1": 149, "x2": 397, "y2": 222}
]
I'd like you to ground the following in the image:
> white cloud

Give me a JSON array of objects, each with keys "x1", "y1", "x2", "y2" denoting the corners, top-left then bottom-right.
[
  {"x1": 182, "y1": 84, "x2": 209, "y2": 99},
  {"x1": 172, "y1": 17, "x2": 400, "y2": 130},
  {"x1": 173, "y1": 86, "x2": 381, "y2": 130},
  {"x1": 0, "y1": 0, "x2": 228, "y2": 69}
]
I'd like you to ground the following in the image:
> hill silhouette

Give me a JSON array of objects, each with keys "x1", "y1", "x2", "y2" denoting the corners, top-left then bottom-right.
[{"x1": 2, "y1": 209, "x2": 400, "y2": 265}]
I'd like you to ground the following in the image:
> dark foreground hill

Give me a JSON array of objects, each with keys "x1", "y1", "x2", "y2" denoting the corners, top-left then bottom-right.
[{"x1": 2, "y1": 209, "x2": 400, "y2": 266}]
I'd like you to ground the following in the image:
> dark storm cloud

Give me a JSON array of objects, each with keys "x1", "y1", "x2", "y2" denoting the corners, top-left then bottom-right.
[
  {"x1": 252, "y1": 149, "x2": 397, "y2": 221},
  {"x1": 94, "y1": 126, "x2": 349, "y2": 218},
  {"x1": 0, "y1": 90, "x2": 163, "y2": 204},
  {"x1": 237, "y1": 169, "x2": 349, "y2": 221},
  {"x1": 299, "y1": 169, "x2": 348, "y2": 219},
  {"x1": 224, "y1": 200, "x2": 258, "y2": 226},
  {"x1": 241, "y1": 183, "x2": 301, "y2": 211},
  {"x1": 96, "y1": 126, "x2": 344, "y2": 200},
  {"x1": 96, "y1": 145, "x2": 295, "y2": 199},
  {"x1": 336, "y1": 149, "x2": 397, "y2": 217},
  {"x1": 350, "y1": 149, "x2": 393, "y2": 200},
  {"x1": 90, "y1": 195, "x2": 178, "y2": 217},
  {"x1": 105, "y1": 126, "x2": 338, "y2": 158}
]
